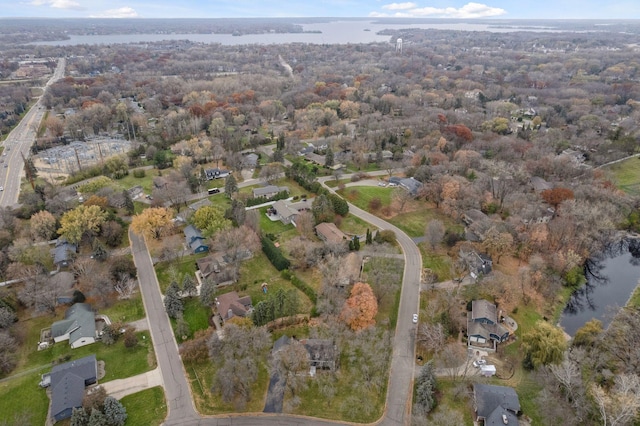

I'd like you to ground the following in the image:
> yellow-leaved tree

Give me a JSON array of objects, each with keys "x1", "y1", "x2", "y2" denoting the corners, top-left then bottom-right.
[
  {"x1": 131, "y1": 207, "x2": 174, "y2": 240},
  {"x1": 340, "y1": 282, "x2": 378, "y2": 331}
]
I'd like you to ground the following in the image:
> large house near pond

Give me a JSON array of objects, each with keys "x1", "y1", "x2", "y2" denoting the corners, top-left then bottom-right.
[
  {"x1": 473, "y1": 383, "x2": 521, "y2": 426},
  {"x1": 467, "y1": 299, "x2": 510, "y2": 351}
]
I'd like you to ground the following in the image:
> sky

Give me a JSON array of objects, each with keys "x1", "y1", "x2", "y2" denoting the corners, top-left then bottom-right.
[{"x1": 3, "y1": 0, "x2": 640, "y2": 19}]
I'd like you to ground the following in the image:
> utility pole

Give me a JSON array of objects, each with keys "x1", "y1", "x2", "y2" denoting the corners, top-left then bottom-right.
[{"x1": 74, "y1": 146, "x2": 82, "y2": 171}]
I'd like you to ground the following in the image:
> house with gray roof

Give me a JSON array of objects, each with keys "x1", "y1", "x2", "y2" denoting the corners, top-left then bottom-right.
[
  {"x1": 315, "y1": 222, "x2": 348, "y2": 245},
  {"x1": 53, "y1": 239, "x2": 77, "y2": 268},
  {"x1": 467, "y1": 300, "x2": 510, "y2": 351},
  {"x1": 243, "y1": 153, "x2": 259, "y2": 169},
  {"x1": 399, "y1": 177, "x2": 422, "y2": 196},
  {"x1": 252, "y1": 185, "x2": 289, "y2": 198},
  {"x1": 473, "y1": 383, "x2": 521, "y2": 426},
  {"x1": 52, "y1": 303, "x2": 96, "y2": 349},
  {"x1": 48, "y1": 354, "x2": 98, "y2": 422},
  {"x1": 271, "y1": 200, "x2": 299, "y2": 225},
  {"x1": 301, "y1": 339, "x2": 338, "y2": 371},
  {"x1": 184, "y1": 225, "x2": 208, "y2": 254}
]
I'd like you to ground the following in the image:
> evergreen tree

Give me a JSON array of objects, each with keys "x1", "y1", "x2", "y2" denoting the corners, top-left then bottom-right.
[
  {"x1": 164, "y1": 282, "x2": 184, "y2": 319},
  {"x1": 200, "y1": 278, "x2": 217, "y2": 307},
  {"x1": 353, "y1": 236, "x2": 360, "y2": 251},
  {"x1": 224, "y1": 174, "x2": 238, "y2": 198},
  {"x1": 70, "y1": 407, "x2": 89, "y2": 426},
  {"x1": 366, "y1": 228, "x2": 372, "y2": 244},
  {"x1": 103, "y1": 396, "x2": 127, "y2": 426},
  {"x1": 182, "y1": 274, "x2": 197, "y2": 297},
  {"x1": 87, "y1": 408, "x2": 108, "y2": 426},
  {"x1": 415, "y1": 361, "x2": 437, "y2": 414},
  {"x1": 349, "y1": 240, "x2": 355, "y2": 251},
  {"x1": 325, "y1": 148, "x2": 334, "y2": 167},
  {"x1": 122, "y1": 190, "x2": 134, "y2": 215}
]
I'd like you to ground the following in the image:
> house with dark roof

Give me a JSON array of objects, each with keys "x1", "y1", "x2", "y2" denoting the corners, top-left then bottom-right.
[
  {"x1": 51, "y1": 303, "x2": 96, "y2": 349},
  {"x1": 53, "y1": 239, "x2": 77, "y2": 268},
  {"x1": 399, "y1": 177, "x2": 422, "y2": 196},
  {"x1": 252, "y1": 185, "x2": 289, "y2": 198},
  {"x1": 184, "y1": 225, "x2": 208, "y2": 254},
  {"x1": 48, "y1": 354, "x2": 98, "y2": 422},
  {"x1": 530, "y1": 176, "x2": 552, "y2": 193},
  {"x1": 215, "y1": 291, "x2": 252, "y2": 322},
  {"x1": 315, "y1": 222, "x2": 347, "y2": 245},
  {"x1": 205, "y1": 168, "x2": 230, "y2": 180},
  {"x1": 301, "y1": 339, "x2": 338, "y2": 371},
  {"x1": 473, "y1": 383, "x2": 521, "y2": 426},
  {"x1": 460, "y1": 248, "x2": 493, "y2": 279},
  {"x1": 467, "y1": 300, "x2": 510, "y2": 351},
  {"x1": 195, "y1": 255, "x2": 235, "y2": 285},
  {"x1": 243, "y1": 153, "x2": 259, "y2": 169}
]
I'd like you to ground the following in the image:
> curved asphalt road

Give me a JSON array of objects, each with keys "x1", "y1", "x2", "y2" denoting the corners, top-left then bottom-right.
[{"x1": 131, "y1": 173, "x2": 422, "y2": 426}]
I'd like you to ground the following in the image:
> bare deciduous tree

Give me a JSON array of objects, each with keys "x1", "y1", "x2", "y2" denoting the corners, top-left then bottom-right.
[{"x1": 424, "y1": 219, "x2": 445, "y2": 250}]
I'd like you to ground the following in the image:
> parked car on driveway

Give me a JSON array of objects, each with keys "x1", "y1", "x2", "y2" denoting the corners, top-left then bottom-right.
[{"x1": 473, "y1": 359, "x2": 487, "y2": 367}]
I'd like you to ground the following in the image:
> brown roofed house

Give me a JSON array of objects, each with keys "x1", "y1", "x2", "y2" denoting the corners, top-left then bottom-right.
[
  {"x1": 315, "y1": 222, "x2": 347, "y2": 245},
  {"x1": 215, "y1": 291, "x2": 252, "y2": 322}
]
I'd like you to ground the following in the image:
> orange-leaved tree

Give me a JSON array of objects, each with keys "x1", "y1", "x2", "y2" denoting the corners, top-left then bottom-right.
[
  {"x1": 541, "y1": 187, "x2": 575, "y2": 210},
  {"x1": 340, "y1": 282, "x2": 378, "y2": 331}
]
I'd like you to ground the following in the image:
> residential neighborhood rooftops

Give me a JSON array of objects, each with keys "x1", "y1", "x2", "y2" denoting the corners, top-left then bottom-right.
[
  {"x1": 49, "y1": 354, "x2": 98, "y2": 422},
  {"x1": 216, "y1": 291, "x2": 252, "y2": 321},
  {"x1": 51, "y1": 303, "x2": 96, "y2": 349},
  {"x1": 315, "y1": 222, "x2": 347, "y2": 245},
  {"x1": 474, "y1": 383, "x2": 521, "y2": 426}
]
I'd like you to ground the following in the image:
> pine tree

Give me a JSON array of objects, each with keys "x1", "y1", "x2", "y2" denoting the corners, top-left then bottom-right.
[
  {"x1": 325, "y1": 148, "x2": 334, "y2": 167},
  {"x1": 164, "y1": 282, "x2": 184, "y2": 319},
  {"x1": 70, "y1": 407, "x2": 89, "y2": 426},
  {"x1": 415, "y1": 361, "x2": 437, "y2": 414},
  {"x1": 122, "y1": 190, "x2": 134, "y2": 215},
  {"x1": 103, "y1": 396, "x2": 127, "y2": 426},
  {"x1": 87, "y1": 408, "x2": 107, "y2": 426},
  {"x1": 365, "y1": 228, "x2": 372, "y2": 244},
  {"x1": 353, "y1": 236, "x2": 360, "y2": 251},
  {"x1": 182, "y1": 274, "x2": 197, "y2": 297},
  {"x1": 224, "y1": 174, "x2": 238, "y2": 198}
]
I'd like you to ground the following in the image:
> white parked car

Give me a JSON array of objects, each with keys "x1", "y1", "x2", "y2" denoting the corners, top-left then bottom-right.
[
  {"x1": 473, "y1": 359, "x2": 487, "y2": 368},
  {"x1": 378, "y1": 181, "x2": 387, "y2": 187},
  {"x1": 412, "y1": 313, "x2": 419, "y2": 324},
  {"x1": 0, "y1": 186, "x2": 3, "y2": 191}
]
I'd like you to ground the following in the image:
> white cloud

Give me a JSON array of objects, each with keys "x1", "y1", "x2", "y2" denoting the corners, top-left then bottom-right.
[
  {"x1": 382, "y1": 2, "x2": 417, "y2": 10},
  {"x1": 90, "y1": 7, "x2": 139, "y2": 18},
  {"x1": 30, "y1": 0, "x2": 84, "y2": 10},
  {"x1": 371, "y1": 2, "x2": 506, "y2": 18}
]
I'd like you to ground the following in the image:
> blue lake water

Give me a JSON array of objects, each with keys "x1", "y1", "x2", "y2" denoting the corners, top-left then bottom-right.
[
  {"x1": 31, "y1": 20, "x2": 577, "y2": 46},
  {"x1": 560, "y1": 239, "x2": 640, "y2": 336}
]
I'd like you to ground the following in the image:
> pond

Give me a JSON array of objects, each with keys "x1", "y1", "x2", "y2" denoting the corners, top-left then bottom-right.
[{"x1": 560, "y1": 238, "x2": 640, "y2": 336}]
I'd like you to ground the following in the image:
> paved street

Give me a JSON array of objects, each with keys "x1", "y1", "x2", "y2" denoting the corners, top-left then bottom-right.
[
  {"x1": 0, "y1": 58, "x2": 65, "y2": 207},
  {"x1": 319, "y1": 174, "x2": 422, "y2": 426},
  {"x1": 129, "y1": 230, "x2": 201, "y2": 425}
]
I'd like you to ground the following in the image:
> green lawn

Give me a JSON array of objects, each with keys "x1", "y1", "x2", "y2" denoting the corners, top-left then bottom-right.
[
  {"x1": 122, "y1": 386, "x2": 167, "y2": 426},
  {"x1": 420, "y1": 246, "x2": 452, "y2": 282},
  {"x1": 100, "y1": 294, "x2": 146, "y2": 324},
  {"x1": 338, "y1": 214, "x2": 372, "y2": 236},
  {"x1": 607, "y1": 157, "x2": 640, "y2": 196},
  {"x1": 185, "y1": 360, "x2": 269, "y2": 414},
  {"x1": 259, "y1": 207, "x2": 296, "y2": 236},
  {"x1": 0, "y1": 371, "x2": 50, "y2": 426},
  {"x1": 340, "y1": 186, "x2": 393, "y2": 209},
  {"x1": 171, "y1": 298, "x2": 211, "y2": 342},
  {"x1": 155, "y1": 254, "x2": 207, "y2": 293},
  {"x1": 114, "y1": 168, "x2": 161, "y2": 194}
]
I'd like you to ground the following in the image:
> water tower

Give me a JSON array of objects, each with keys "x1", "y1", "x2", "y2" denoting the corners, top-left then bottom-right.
[{"x1": 396, "y1": 38, "x2": 403, "y2": 54}]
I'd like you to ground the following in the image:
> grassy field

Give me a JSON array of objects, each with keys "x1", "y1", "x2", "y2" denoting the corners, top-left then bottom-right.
[
  {"x1": 606, "y1": 156, "x2": 640, "y2": 196},
  {"x1": 430, "y1": 379, "x2": 474, "y2": 425},
  {"x1": 171, "y1": 298, "x2": 211, "y2": 342},
  {"x1": 420, "y1": 246, "x2": 453, "y2": 281},
  {"x1": 155, "y1": 253, "x2": 207, "y2": 293},
  {"x1": 340, "y1": 186, "x2": 393, "y2": 209},
  {"x1": 258, "y1": 207, "x2": 297, "y2": 237},
  {"x1": 185, "y1": 360, "x2": 269, "y2": 414},
  {"x1": 122, "y1": 386, "x2": 167, "y2": 426},
  {"x1": 0, "y1": 371, "x2": 50, "y2": 426},
  {"x1": 114, "y1": 168, "x2": 161, "y2": 194},
  {"x1": 100, "y1": 294, "x2": 146, "y2": 324}
]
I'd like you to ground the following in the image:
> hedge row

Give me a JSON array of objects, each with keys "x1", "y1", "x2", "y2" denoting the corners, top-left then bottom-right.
[
  {"x1": 281, "y1": 269, "x2": 317, "y2": 304},
  {"x1": 261, "y1": 235, "x2": 290, "y2": 271}
]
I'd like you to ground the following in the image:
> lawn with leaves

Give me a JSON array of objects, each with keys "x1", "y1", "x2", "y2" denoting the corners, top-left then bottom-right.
[
  {"x1": 155, "y1": 253, "x2": 207, "y2": 293},
  {"x1": 100, "y1": 294, "x2": 146, "y2": 324},
  {"x1": 171, "y1": 298, "x2": 211, "y2": 342},
  {"x1": 0, "y1": 371, "x2": 49, "y2": 426},
  {"x1": 113, "y1": 168, "x2": 161, "y2": 194},
  {"x1": 122, "y1": 386, "x2": 167, "y2": 426}
]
